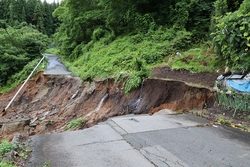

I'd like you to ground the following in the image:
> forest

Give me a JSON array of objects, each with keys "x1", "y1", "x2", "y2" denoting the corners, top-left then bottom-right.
[
  {"x1": 0, "y1": 0, "x2": 59, "y2": 89},
  {"x1": 1, "y1": 0, "x2": 250, "y2": 93}
]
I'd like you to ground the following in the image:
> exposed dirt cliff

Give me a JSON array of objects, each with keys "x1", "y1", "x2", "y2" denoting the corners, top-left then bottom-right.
[{"x1": 0, "y1": 67, "x2": 219, "y2": 140}]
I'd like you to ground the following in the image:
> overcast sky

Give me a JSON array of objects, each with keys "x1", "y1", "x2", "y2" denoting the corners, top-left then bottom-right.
[{"x1": 43, "y1": 0, "x2": 61, "y2": 4}]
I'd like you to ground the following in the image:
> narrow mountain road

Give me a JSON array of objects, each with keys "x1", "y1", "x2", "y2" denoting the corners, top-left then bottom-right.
[{"x1": 43, "y1": 54, "x2": 72, "y2": 76}]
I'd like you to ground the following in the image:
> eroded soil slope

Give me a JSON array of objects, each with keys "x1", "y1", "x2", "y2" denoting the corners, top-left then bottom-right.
[{"x1": 0, "y1": 67, "x2": 218, "y2": 140}]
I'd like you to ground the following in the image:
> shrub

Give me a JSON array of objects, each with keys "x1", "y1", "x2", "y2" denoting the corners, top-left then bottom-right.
[{"x1": 212, "y1": 1, "x2": 250, "y2": 70}]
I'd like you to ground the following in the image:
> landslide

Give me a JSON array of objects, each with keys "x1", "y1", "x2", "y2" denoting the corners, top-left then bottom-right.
[{"x1": 0, "y1": 68, "x2": 217, "y2": 140}]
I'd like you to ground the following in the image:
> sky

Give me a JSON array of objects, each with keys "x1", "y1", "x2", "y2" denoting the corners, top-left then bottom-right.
[{"x1": 43, "y1": 0, "x2": 61, "y2": 4}]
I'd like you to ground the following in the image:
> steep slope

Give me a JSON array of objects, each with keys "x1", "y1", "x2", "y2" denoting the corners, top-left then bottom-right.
[{"x1": 0, "y1": 68, "x2": 216, "y2": 140}]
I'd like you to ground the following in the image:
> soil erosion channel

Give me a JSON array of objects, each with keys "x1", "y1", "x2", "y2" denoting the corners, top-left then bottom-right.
[{"x1": 0, "y1": 67, "x2": 217, "y2": 140}]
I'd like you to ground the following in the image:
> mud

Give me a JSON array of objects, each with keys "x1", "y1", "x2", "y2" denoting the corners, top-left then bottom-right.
[{"x1": 0, "y1": 67, "x2": 218, "y2": 141}]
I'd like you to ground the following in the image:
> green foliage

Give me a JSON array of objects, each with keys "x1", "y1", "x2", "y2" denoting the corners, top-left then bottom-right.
[
  {"x1": 0, "y1": 57, "x2": 45, "y2": 93},
  {"x1": 0, "y1": 0, "x2": 60, "y2": 36},
  {"x1": 217, "y1": 91, "x2": 250, "y2": 117},
  {"x1": 167, "y1": 45, "x2": 219, "y2": 73},
  {"x1": 0, "y1": 22, "x2": 48, "y2": 89},
  {"x1": 0, "y1": 162, "x2": 16, "y2": 167},
  {"x1": 212, "y1": 0, "x2": 250, "y2": 70},
  {"x1": 45, "y1": 48, "x2": 60, "y2": 55},
  {"x1": 60, "y1": 26, "x2": 214, "y2": 92},
  {"x1": 16, "y1": 142, "x2": 32, "y2": 160},
  {"x1": 43, "y1": 160, "x2": 51, "y2": 167},
  {"x1": 52, "y1": 0, "x2": 239, "y2": 94},
  {"x1": 92, "y1": 27, "x2": 108, "y2": 42},
  {"x1": 54, "y1": 0, "x2": 218, "y2": 59},
  {"x1": 0, "y1": 140, "x2": 32, "y2": 167},
  {"x1": 216, "y1": 114, "x2": 233, "y2": 125},
  {"x1": 62, "y1": 28, "x2": 175, "y2": 91},
  {"x1": 0, "y1": 140, "x2": 16, "y2": 158},
  {"x1": 170, "y1": 1, "x2": 189, "y2": 30},
  {"x1": 0, "y1": 140, "x2": 17, "y2": 166},
  {"x1": 66, "y1": 118, "x2": 85, "y2": 130}
]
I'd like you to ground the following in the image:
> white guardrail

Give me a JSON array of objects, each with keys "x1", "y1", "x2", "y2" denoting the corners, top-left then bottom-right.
[{"x1": 3, "y1": 54, "x2": 46, "y2": 112}]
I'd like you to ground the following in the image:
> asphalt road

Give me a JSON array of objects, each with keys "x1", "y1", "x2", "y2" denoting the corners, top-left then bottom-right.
[
  {"x1": 27, "y1": 110, "x2": 250, "y2": 167},
  {"x1": 43, "y1": 54, "x2": 72, "y2": 75}
]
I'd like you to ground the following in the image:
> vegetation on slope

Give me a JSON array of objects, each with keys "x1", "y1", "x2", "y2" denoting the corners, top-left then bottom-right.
[
  {"x1": 0, "y1": 22, "x2": 49, "y2": 92},
  {"x1": 52, "y1": 0, "x2": 246, "y2": 92}
]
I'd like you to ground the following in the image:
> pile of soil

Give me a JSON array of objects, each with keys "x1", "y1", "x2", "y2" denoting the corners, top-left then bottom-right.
[{"x1": 0, "y1": 66, "x2": 249, "y2": 143}]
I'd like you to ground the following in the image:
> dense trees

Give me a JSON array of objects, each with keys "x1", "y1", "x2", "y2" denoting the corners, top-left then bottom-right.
[
  {"x1": 0, "y1": 0, "x2": 60, "y2": 36},
  {"x1": 51, "y1": 0, "x2": 248, "y2": 92},
  {"x1": 54, "y1": 0, "x2": 244, "y2": 59},
  {"x1": 0, "y1": 0, "x2": 58, "y2": 89},
  {"x1": 54, "y1": 0, "x2": 218, "y2": 58},
  {"x1": 0, "y1": 21, "x2": 49, "y2": 87}
]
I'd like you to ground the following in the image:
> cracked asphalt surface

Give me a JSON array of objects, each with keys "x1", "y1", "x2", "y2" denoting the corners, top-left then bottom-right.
[{"x1": 27, "y1": 110, "x2": 250, "y2": 167}]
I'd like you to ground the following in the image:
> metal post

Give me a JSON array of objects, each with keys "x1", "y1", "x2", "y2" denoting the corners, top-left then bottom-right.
[{"x1": 3, "y1": 55, "x2": 46, "y2": 112}]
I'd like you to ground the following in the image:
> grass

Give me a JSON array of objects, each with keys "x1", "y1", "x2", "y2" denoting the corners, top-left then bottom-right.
[
  {"x1": 217, "y1": 91, "x2": 250, "y2": 117},
  {"x1": 0, "y1": 140, "x2": 16, "y2": 158},
  {"x1": 66, "y1": 118, "x2": 86, "y2": 130},
  {"x1": 0, "y1": 162, "x2": 16, "y2": 167},
  {"x1": 42, "y1": 160, "x2": 51, "y2": 167},
  {"x1": 45, "y1": 48, "x2": 60, "y2": 55},
  {"x1": 0, "y1": 140, "x2": 17, "y2": 167},
  {"x1": 0, "y1": 139, "x2": 32, "y2": 167},
  {"x1": 166, "y1": 47, "x2": 219, "y2": 73},
  {"x1": 216, "y1": 115, "x2": 233, "y2": 125}
]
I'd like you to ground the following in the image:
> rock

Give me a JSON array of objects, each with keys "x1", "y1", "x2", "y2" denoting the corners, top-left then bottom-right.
[
  {"x1": 30, "y1": 117, "x2": 38, "y2": 125},
  {"x1": 2, "y1": 119, "x2": 30, "y2": 135},
  {"x1": 71, "y1": 89, "x2": 80, "y2": 99},
  {"x1": 49, "y1": 109, "x2": 59, "y2": 116},
  {"x1": 29, "y1": 131, "x2": 36, "y2": 136},
  {"x1": 29, "y1": 123, "x2": 37, "y2": 127}
]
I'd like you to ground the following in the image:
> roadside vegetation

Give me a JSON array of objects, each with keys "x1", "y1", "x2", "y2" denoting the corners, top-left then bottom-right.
[
  {"x1": 0, "y1": 139, "x2": 31, "y2": 167},
  {"x1": 51, "y1": 0, "x2": 248, "y2": 93}
]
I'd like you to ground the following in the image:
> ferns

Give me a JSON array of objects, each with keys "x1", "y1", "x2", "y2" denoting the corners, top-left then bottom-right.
[{"x1": 61, "y1": 27, "x2": 217, "y2": 93}]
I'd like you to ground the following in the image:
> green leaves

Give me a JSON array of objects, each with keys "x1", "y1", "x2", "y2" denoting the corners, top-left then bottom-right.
[
  {"x1": 0, "y1": 140, "x2": 15, "y2": 158},
  {"x1": 0, "y1": 23, "x2": 49, "y2": 88},
  {"x1": 217, "y1": 92, "x2": 250, "y2": 117},
  {"x1": 212, "y1": 1, "x2": 250, "y2": 69},
  {"x1": 66, "y1": 118, "x2": 85, "y2": 130}
]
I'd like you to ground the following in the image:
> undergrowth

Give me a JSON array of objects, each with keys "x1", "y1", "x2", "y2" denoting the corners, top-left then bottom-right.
[
  {"x1": 0, "y1": 28, "x2": 221, "y2": 93},
  {"x1": 217, "y1": 91, "x2": 250, "y2": 117},
  {"x1": 66, "y1": 118, "x2": 85, "y2": 130},
  {"x1": 0, "y1": 57, "x2": 47, "y2": 93},
  {"x1": 60, "y1": 27, "x2": 219, "y2": 93},
  {"x1": 0, "y1": 139, "x2": 32, "y2": 167},
  {"x1": 0, "y1": 140, "x2": 17, "y2": 167},
  {"x1": 166, "y1": 44, "x2": 219, "y2": 73}
]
